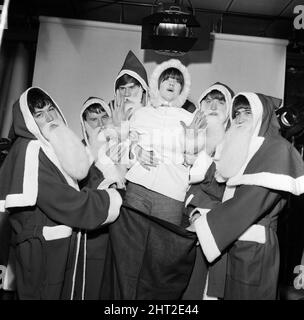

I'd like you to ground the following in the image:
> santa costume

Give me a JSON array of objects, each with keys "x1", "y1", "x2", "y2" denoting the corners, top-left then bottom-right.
[
  {"x1": 193, "y1": 92, "x2": 304, "y2": 299},
  {"x1": 0, "y1": 87, "x2": 122, "y2": 299}
]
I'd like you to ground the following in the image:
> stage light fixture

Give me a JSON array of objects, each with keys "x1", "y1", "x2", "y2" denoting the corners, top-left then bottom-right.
[
  {"x1": 276, "y1": 104, "x2": 304, "y2": 140},
  {"x1": 277, "y1": 105, "x2": 302, "y2": 129},
  {"x1": 141, "y1": 0, "x2": 205, "y2": 56}
]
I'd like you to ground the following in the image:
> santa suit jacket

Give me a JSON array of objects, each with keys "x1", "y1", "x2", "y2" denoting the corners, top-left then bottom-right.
[
  {"x1": 194, "y1": 93, "x2": 304, "y2": 300},
  {"x1": 0, "y1": 87, "x2": 122, "y2": 300},
  {"x1": 78, "y1": 97, "x2": 115, "y2": 300},
  {"x1": 182, "y1": 162, "x2": 226, "y2": 299},
  {"x1": 182, "y1": 82, "x2": 234, "y2": 300}
]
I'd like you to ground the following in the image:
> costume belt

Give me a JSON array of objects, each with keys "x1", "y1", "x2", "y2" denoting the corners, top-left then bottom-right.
[
  {"x1": 42, "y1": 225, "x2": 72, "y2": 241},
  {"x1": 238, "y1": 224, "x2": 266, "y2": 244},
  {"x1": 13, "y1": 225, "x2": 72, "y2": 244},
  {"x1": 238, "y1": 217, "x2": 277, "y2": 244}
]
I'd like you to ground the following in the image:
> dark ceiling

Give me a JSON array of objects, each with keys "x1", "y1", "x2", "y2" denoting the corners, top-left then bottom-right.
[
  {"x1": 1, "y1": 0, "x2": 304, "y2": 132},
  {"x1": 2, "y1": 0, "x2": 304, "y2": 63},
  {"x1": 2, "y1": 0, "x2": 303, "y2": 39}
]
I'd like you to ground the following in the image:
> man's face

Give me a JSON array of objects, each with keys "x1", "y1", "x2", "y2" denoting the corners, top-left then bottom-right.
[
  {"x1": 232, "y1": 105, "x2": 253, "y2": 128},
  {"x1": 86, "y1": 111, "x2": 110, "y2": 129},
  {"x1": 32, "y1": 103, "x2": 62, "y2": 132},
  {"x1": 159, "y1": 77, "x2": 182, "y2": 102},
  {"x1": 200, "y1": 94, "x2": 227, "y2": 124},
  {"x1": 117, "y1": 82, "x2": 143, "y2": 104}
]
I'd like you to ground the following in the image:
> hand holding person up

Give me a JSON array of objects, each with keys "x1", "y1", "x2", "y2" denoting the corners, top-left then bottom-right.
[{"x1": 133, "y1": 144, "x2": 160, "y2": 171}]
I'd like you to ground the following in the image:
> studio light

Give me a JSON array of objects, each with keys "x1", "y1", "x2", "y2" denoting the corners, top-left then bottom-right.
[
  {"x1": 277, "y1": 105, "x2": 302, "y2": 129},
  {"x1": 276, "y1": 104, "x2": 304, "y2": 140},
  {"x1": 141, "y1": 0, "x2": 204, "y2": 56}
]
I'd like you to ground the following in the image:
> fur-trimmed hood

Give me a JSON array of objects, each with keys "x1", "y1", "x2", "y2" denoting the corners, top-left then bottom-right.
[
  {"x1": 0, "y1": 87, "x2": 81, "y2": 212},
  {"x1": 228, "y1": 92, "x2": 280, "y2": 143},
  {"x1": 198, "y1": 82, "x2": 234, "y2": 127},
  {"x1": 149, "y1": 59, "x2": 191, "y2": 109},
  {"x1": 14, "y1": 87, "x2": 67, "y2": 146},
  {"x1": 80, "y1": 97, "x2": 112, "y2": 146},
  {"x1": 224, "y1": 92, "x2": 304, "y2": 196}
]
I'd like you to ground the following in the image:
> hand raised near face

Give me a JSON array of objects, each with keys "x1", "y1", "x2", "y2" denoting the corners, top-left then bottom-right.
[
  {"x1": 180, "y1": 110, "x2": 207, "y2": 155},
  {"x1": 180, "y1": 110, "x2": 207, "y2": 132},
  {"x1": 109, "y1": 98, "x2": 133, "y2": 126}
]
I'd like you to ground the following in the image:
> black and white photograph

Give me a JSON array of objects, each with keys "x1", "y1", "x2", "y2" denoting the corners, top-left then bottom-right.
[{"x1": 0, "y1": 0, "x2": 304, "y2": 305}]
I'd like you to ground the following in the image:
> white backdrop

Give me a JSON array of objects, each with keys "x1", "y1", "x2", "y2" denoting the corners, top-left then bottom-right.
[{"x1": 33, "y1": 16, "x2": 288, "y2": 137}]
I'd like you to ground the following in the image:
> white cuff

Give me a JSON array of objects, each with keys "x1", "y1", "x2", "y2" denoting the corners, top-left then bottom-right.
[
  {"x1": 100, "y1": 188, "x2": 122, "y2": 225},
  {"x1": 189, "y1": 150, "x2": 213, "y2": 184},
  {"x1": 194, "y1": 209, "x2": 221, "y2": 263}
]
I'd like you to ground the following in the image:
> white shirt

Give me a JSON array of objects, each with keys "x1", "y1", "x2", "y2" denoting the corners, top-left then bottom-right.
[{"x1": 126, "y1": 106, "x2": 197, "y2": 201}]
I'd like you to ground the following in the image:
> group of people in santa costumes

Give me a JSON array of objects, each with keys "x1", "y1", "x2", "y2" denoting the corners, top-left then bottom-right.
[{"x1": 1, "y1": 50, "x2": 304, "y2": 300}]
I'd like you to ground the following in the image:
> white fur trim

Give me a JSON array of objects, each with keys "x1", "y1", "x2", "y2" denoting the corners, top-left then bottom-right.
[
  {"x1": 222, "y1": 185, "x2": 236, "y2": 202},
  {"x1": 194, "y1": 209, "x2": 221, "y2": 263},
  {"x1": 222, "y1": 93, "x2": 304, "y2": 195},
  {"x1": 203, "y1": 273, "x2": 218, "y2": 300},
  {"x1": 2, "y1": 248, "x2": 16, "y2": 291},
  {"x1": 99, "y1": 188, "x2": 122, "y2": 225},
  {"x1": 189, "y1": 150, "x2": 213, "y2": 184},
  {"x1": 80, "y1": 97, "x2": 111, "y2": 146},
  {"x1": 149, "y1": 59, "x2": 191, "y2": 108},
  {"x1": 0, "y1": 140, "x2": 40, "y2": 211},
  {"x1": 42, "y1": 225, "x2": 73, "y2": 241},
  {"x1": 0, "y1": 140, "x2": 79, "y2": 213},
  {"x1": 231, "y1": 92, "x2": 263, "y2": 140},
  {"x1": 20, "y1": 87, "x2": 67, "y2": 148},
  {"x1": 20, "y1": 87, "x2": 80, "y2": 191},
  {"x1": 228, "y1": 172, "x2": 304, "y2": 196},
  {"x1": 82, "y1": 98, "x2": 111, "y2": 117},
  {"x1": 185, "y1": 194, "x2": 194, "y2": 208},
  {"x1": 70, "y1": 231, "x2": 81, "y2": 300},
  {"x1": 82, "y1": 232, "x2": 87, "y2": 300},
  {"x1": 238, "y1": 224, "x2": 266, "y2": 243}
]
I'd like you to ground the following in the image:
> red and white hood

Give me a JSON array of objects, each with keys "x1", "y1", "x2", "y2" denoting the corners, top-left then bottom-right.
[
  {"x1": 198, "y1": 82, "x2": 234, "y2": 127},
  {"x1": 80, "y1": 97, "x2": 112, "y2": 146}
]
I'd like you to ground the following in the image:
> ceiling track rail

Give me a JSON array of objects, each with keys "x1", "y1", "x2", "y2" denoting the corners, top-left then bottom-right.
[{"x1": 86, "y1": 0, "x2": 293, "y2": 21}]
